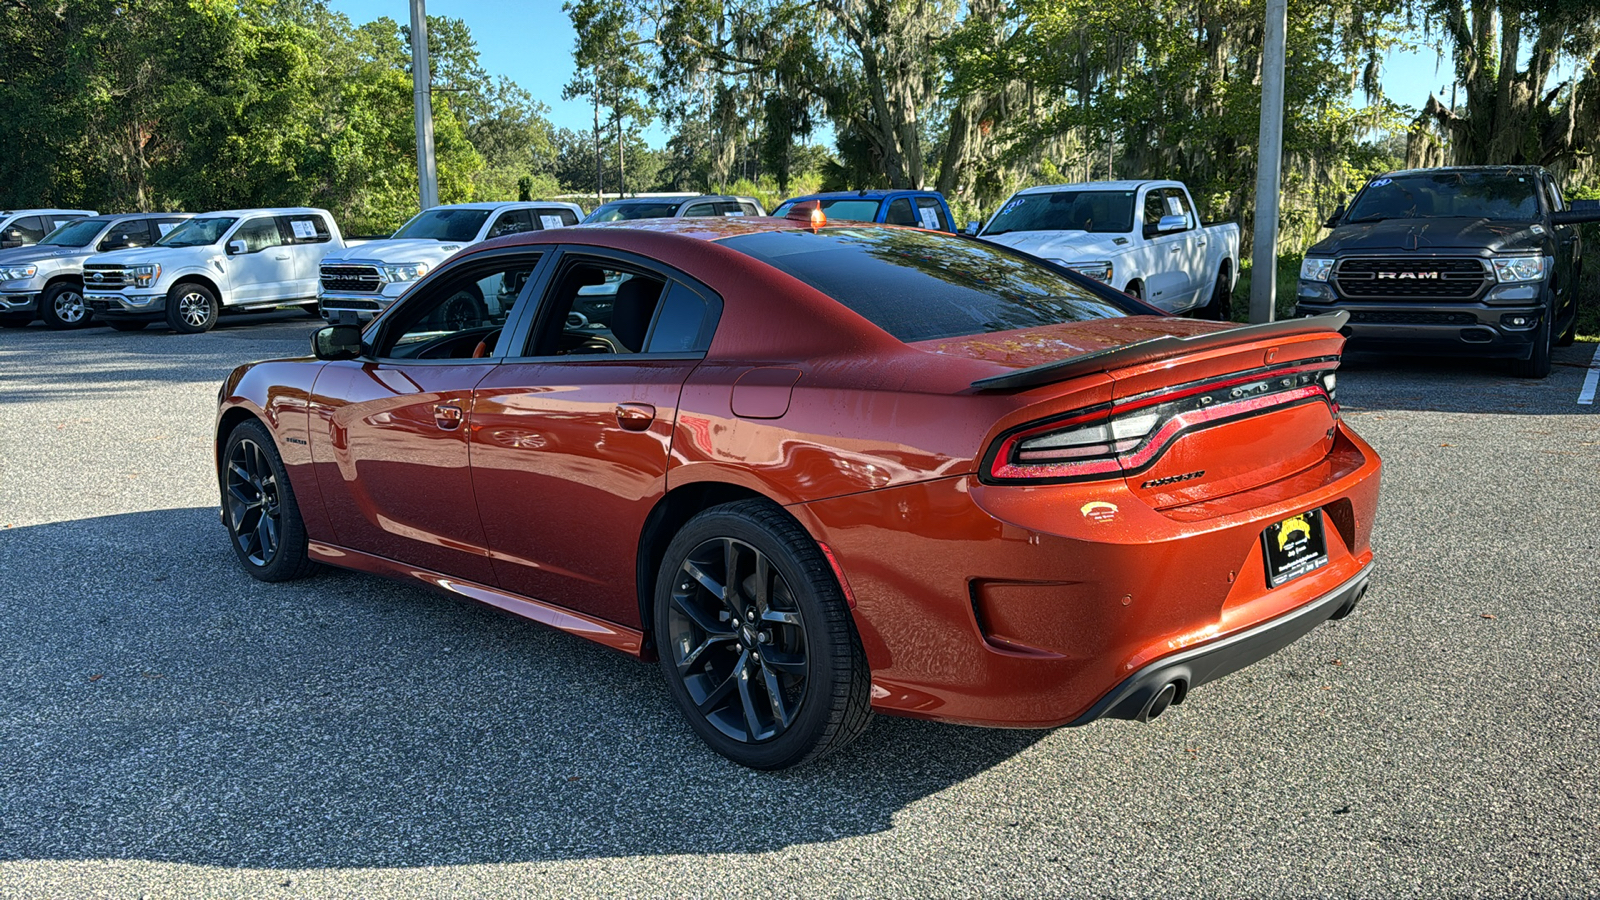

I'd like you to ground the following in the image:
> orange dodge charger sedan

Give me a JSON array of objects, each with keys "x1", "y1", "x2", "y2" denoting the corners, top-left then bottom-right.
[{"x1": 215, "y1": 210, "x2": 1380, "y2": 769}]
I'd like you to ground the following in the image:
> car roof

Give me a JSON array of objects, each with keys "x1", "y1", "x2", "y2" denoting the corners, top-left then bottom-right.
[
  {"x1": 75, "y1": 212, "x2": 194, "y2": 224},
  {"x1": 1378, "y1": 165, "x2": 1547, "y2": 178},
  {"x1": 422, "y1": 201, "x2": 583, "y2": 212},
  {"x1": 191, "y1": 207, "x2": 331, "y2": 217},
  {"x1": 1, "y1": 209, "x2": 97, "y2": 216},
  {"x1": 1014, "y1": 181, "x2": 1178, "y2": 194},
  {"x1": 785, "y1": 190, "x2": 940, "y2": 201}
]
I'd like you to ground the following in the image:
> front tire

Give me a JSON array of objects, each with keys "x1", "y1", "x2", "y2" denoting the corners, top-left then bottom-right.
[
  {"x1": 166, "y1": 282, "x2": 219, "y2": 333},
  {"x1": 40, "y1": 282, "x2": 92, "y2": 330},
  {"x1": 1509, "y1": 302, "x2": 1554, "y2": 379},
  {"x1": 222, "y1": 420, "x2": 317, "y2": 582},
  {"x1": 1197, "y1": 267, "x2": 1233, "y2": 321},
  {"x1": 654, "y1": 500, "x2": 871, "y2": 770}
]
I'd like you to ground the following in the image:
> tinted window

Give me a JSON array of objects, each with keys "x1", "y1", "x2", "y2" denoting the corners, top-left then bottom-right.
[
  {"x1": 585, "y1": 201, "x2": 681, "y2": 222},
  {"x1": 391, "y1": 208, "x2": 492, "y2": 241},
  {"x1": 533, "y1": 209, "x2": 578, "y2": 229},
  {"x1": 488, "y1": 209, "x2": 533, "y2": 238},
  {"x1": 884, "y1": 198, "x2": 917, "y2": 226},
  {"x1": 721, "y1": 227, "x2": 1130, "y2": 343},
  {"x1": 5, "y1": 217, "x2": 46, "y2": 243},
  {"x1": 775, "y1": 198, "x2": 882, "y2": 223},
  {"x1": 159, "y1": 216, "x2": 238, "y2": 247},
  {"x1": 647, "y1": 282, "x2": 711, "y2": 352},
  {"x1": 683, "y1": 203, "x2": 717, "y2": 217},
  {"x1": 1346, "y1": 171, "x2": 1542, "y2": 222},
  {"x1": 99, "y1": 220, "x2": 154, "y2": 251},
  {"x1": 40, "y1": 219, "x2": 109, "y2": 248},
  {"x1": 524, "y1": 260, "x2": 669, "y2": 356},
  {"x1": 285, "y1": 214, "x2": 331, "y2": 244},
  {"x1": 985, "y1": 190, "x2": 1138, "y2": 235},
  {"x1": 383, "y1": 256, "x2": 540, "y2": 359},
  {"x1": 915, "y1": 197, "x2": 948, "y2": 230},
  {"x1": 236, "y1": 217, "x2": 284, "y2": 252},
  {"x1": 739, "y1": 202, "x2": 760, "y2": 216}
]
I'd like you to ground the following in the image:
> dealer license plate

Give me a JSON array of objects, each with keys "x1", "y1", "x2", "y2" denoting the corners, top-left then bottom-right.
[{"x1": 1262, "y1": 509, "x2": 1328, "y2": 587}]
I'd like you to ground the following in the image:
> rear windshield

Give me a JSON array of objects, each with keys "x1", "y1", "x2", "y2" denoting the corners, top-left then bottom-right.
[
  {"x1": 719, "y1": 227, "x2": 1130, "y2": 343},
  {"x1": 773, "y1": 198, "x2": 882, "y2": 223},
  {"x1": 983, "y1": 190, "x2": 1138, "y2": 236},
  {"x1": 585, "y1": 201, "x2": 682, "y2": 223},
  {"x1": 391, "y1": 208, "x2": 492, "y2": 241},
  {"x1": 39, "y1": 219, "x2": 109, "y2": 247},
  {"x1": 1344, "y1": 171, "x2": 1541, "y2": 222}
]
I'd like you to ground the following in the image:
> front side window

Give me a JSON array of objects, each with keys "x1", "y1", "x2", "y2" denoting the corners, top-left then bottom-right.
[
  {"x1": 235, "y1": 217, "x2": 284, "y2": 252},
  {"x1": 1345, "y1": 171, "x2": 1542, "y2": 222},
  {"x1": 158, "y1": 216, "x2": 238, "y2": 247},
  {"x1": 381, "y1": 255, "x2": 541, "y2": 360},
  {"x1": 3, "y1": 217, "x2": 46, "y2": 243},
  {"x1": 40, "y1": 219, "x2": 109, "y2": 248},
  {"x1": 488, "y1": 210, "x2": 533, "y2": 238},
  {"x1": 720, "y1": 227, "x2": 1131, "y2": 344},
  {"x1": 99, "y1": 220, "x2": 154, "y2": 251},
  {"x1": 985, "y1": 190, "x2": 1138, "y2": 236},
  {"x1": 390, "y1": 208, "x2": 492, "y2": 242}
]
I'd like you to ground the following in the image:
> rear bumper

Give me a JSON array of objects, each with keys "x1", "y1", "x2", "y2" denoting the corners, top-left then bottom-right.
[{"x1": 1069, "y1": 562, "x2": 1371, "y2": 724}]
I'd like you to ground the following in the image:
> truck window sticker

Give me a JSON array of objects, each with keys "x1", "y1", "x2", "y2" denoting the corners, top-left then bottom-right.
[
  {"x1": 157, "y1": 223, "x2": 178, "y2": 236},
  {"x1": 1165, "y1": 195, "x2": 1184, "y2": 217},
  {"x1": 290, "y1": 219, "x2": 317, "y2": 239},
  {"x1": 917, "y1": 205, "x2": 941, "y2": 230},
  {"x1": 538, "y1": 215, "x2": 566, "y2": 229}
]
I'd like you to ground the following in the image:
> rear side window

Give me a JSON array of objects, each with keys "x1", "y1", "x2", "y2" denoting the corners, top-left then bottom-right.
[
  {"x1": 647, "y1": 282, "x2": 713, "y2": 352},
  {"x1": 534, "y1": 209, "x2": 578, "y2": 229},
  {"x1": 683, "y1": 203, "x2": 717, "y2": 217},
  {"x1": 914, "y1": 197, "x2": 948, "y2": 230},
  {"x1": 720, "y1": 227, "x2": 1129, "y2": 343},
  {"x1": 738, "y1": 202, "x2": 760, "y2": 216},
  {"x1": 284, "y1": 214, "x2": 331, "y2": 244}
]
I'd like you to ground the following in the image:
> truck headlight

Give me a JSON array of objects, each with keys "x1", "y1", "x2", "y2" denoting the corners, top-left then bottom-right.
[
  {"x1": 131, "y1": 264, "x2": 161, "y2": 287},
  {"x1": 1299, "y1": 257, "x2": 1334, "y2": 282},
  {"x1": 0, "y1": 264, "x2": 38, "y2": 281},
  {"x1": 382, "y1": 263, "x2": 429, "y2": 282},
  {"x1": 1061, "y1": 260, "x2": 1113, "y2": 283},
  {"x1": 1491, "y1": 256, "x2": 1548, "y2": 283}
]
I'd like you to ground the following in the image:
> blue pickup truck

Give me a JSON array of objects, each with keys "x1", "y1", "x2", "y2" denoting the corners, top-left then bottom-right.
[{"x1": 772, "y1": 190, "x2": 956, "y2": 232}]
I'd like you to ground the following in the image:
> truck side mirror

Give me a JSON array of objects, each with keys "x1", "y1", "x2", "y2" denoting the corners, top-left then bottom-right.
[
  {"x1": 1552, "y1": 198, "x2": 1600, "y2": 226},
  {"x1": 311, "y1": 324, "x2": 364, "y2": 361},
  {"x1": 226, "y1": 239, "x2": 248, "y2": 255},
  {"x1": 1323, "y1": 204, "x2": 1346, "y2": 228},
  {"x1": 1143, "y1": 214, "x2": 1187, "y2": 239},
  {"x1": 964, "y1": 221, "x2": 981, "y2": 236}
]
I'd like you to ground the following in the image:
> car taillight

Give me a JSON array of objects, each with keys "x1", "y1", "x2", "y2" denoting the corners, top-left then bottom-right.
[{"x1": 984, "y1": 363, "x2": 1339, "y2": 484}]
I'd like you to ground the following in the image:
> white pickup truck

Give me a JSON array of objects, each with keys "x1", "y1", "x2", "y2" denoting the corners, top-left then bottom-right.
[
  {"x1": 84, "y1": 207, "x2": 348, "y2": 333},
  {"x1": 317, "y1": 201, "x2": 585, "y2": 319},
  {"x1": 978, "y1": 180, "x2": 1241, "y2": 319}
]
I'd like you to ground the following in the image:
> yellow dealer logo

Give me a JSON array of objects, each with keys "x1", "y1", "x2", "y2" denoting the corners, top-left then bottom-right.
[
  {"x1": 1277, "y1": 514, "x2": 1312, "y2": 551},
  {"x1": 1080, "y1": 501, "x2": 1118, "y2": 522}
]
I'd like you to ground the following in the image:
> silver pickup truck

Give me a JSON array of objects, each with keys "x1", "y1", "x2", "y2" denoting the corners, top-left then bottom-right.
[{"x1": 0, "y1": 213, "x2": 192, "y2": 329}]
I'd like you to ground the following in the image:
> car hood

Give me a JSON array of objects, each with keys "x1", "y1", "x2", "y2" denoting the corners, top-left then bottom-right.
[
  {"x1": 321, "y1": 238, "x2": 466, "y2": 265},
  {"x1": 979, "y1": 230, "x2": 1131, "y2": 260},
  {"x1": 1311, "y1": 217, "x2": 1549, "y2": 256},
  {"x1": 912, "y1": 316, "x2": 1234, "y2": 371},
  {"x1": 89, "y1": 245, "x2": 197, "y2": 266},
  {"x1": 0, "y1": 244, "x2": 87, "y2": 265}
]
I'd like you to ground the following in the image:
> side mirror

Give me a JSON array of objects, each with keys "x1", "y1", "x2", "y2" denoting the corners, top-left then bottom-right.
[
  {"x1": 0, "y1": 240, "x2": 20, "y2": 250},
  {"x1": 964, "y1": 221, "x2": 982, "y2": 236},
  {"x1": 311, "y1": 324, "x2": 363, "y2": 361},
  {"x1": 1156, "y1": 214, "x2": 1187, "y2": 233},
  {"x1": 1323, "y1": 204, "x2": 1346, "y2": 228},
  {"x1": 1552, "y1": 199, "x2": 1600, "y2": 226},
  {"x1": 226, "y1": 239, "x2": 247, "y2": 255}
]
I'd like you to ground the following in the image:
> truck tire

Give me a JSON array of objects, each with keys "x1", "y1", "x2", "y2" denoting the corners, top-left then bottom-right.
[
  {"x1": 40, "y1": 281, "x2": 92, "y2": 330},
  {"x1": 166, "y1": 282, "x2": 219, "y2": 334},
  {"x1": 1197, "y1": 267, "x2": 1233, "y2": 321},
  {"x1": 1509, "y1": 303, "x2": 1554, "y2": 379},
  {"x1": 1124, "y1": 280, "x2": 1144, "y2": 302}
]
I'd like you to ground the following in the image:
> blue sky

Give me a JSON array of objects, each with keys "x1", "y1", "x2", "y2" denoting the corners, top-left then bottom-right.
[{"x1": 323, "y1": 1, "x2": 1507, "y2": 149}]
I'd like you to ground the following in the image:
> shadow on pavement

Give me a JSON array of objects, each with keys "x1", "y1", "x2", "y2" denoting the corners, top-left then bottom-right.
[
  {"x1": 0, "y1": 508, "x2": 1046, "y2": 868},
  {"x1": 1337, "y1": 343, "x2": 1599, "y2": 415}
]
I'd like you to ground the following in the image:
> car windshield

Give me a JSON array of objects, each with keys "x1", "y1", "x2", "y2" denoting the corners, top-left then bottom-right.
[
  {"x1": 720, "y1": 227, "x2": 1131, "y2": 343},
  {"x1": 584, "y1": 201, "x2": 682, "y2": 223},
  {"x1": 39, "y1": 219, "x2": 108, "y2": 248},
  {"x1": 1344, "y1": 172, "x2": 1542, "y2": 222},
  {"x1": 983, "y1": 190, "x2": 1138, "y2": 235},
  {"x1": 391, "y1": 208, "x2": 492, "y2": 242},
  {"x1": 773, "y1": 198, "x2": 883, "y2": 223},
  {"x1": 158, "y1": 217, "x2": 238, "y2": 247}
]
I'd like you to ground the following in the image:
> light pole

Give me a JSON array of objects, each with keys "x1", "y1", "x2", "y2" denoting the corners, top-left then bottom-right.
[
  {"x1": 1249, "y1": 0, "x2": 1288, "y2": 324},
  {"x1": 410, "y1": 0, "x2": 439, "y2": 211}
]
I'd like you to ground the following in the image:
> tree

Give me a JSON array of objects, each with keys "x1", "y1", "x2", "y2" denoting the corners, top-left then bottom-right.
[{"x1": 565, "y1": 0, "x2": 656, "y2": 199}]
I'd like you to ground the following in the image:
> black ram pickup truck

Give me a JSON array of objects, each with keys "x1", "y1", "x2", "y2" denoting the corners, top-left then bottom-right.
[{"x1": 1294, "y1": 165, "x2": 1600, "y2": 378}]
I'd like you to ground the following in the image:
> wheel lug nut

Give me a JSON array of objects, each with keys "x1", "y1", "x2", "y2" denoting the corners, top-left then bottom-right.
[
  {"x1": 752, "y1": 652, "x2": 760, "y2": 661},
  {"x1": 732, "y1": 617, "x2": 740, "y2": 626}
]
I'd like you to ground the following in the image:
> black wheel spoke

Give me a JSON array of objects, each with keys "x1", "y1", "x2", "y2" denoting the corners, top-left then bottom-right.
[
  {"x1": 759, "y1": 607, "x2": 801, "y2": 628},
  {"x1": 670, "y1": 590, "x2": 729, "y2": 639},
  {"x1": 678, "y1": 633, "x2": 737, "y2": 672},
  {"x1": 695, "y1": 660, "x2": 742, "y2": 715},
  {"x1": 735, "y1": 661, "x2": 765, "y2": 739},
  {"x1": 681, "y1": 559, "x2": 725, "y2": 602},
  {"x1": 757, "y1": 646, "x2": 805, "y2": 676},
  {"x1": 722, "y1": 538, "x2": 742, "y2": 607},
  {"x1": 759, "y1": 663, "x2": 794, "y2": 730},
  {"x1": 753, "y1": 554, "x2": 772, "y2": 613}
]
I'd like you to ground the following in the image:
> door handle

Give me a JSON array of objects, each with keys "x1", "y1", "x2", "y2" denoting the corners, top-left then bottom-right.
[
  {"x1": 1171, "y1": 246, "x2": 1181, "y2": 253},
  {"x1": 433, "y1": 403, "x2": 464, "y2": 430},
  {"x1": 615, "y1": 402, "x2": 656, "y2": 431},
  {"x1": 274, "y1": 254, "x2": 291, "y2": 260}
]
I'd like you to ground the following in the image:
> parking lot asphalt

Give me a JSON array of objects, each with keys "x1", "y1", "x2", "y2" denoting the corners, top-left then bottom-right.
[{"x1": 1, "y1": 315, "x2": 1597, "y2": 899}]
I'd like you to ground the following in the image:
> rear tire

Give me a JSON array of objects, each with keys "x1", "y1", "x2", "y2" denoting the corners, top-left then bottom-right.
[
  {"x1": 221, "y1": 420, "x2": 318, "y2": 582},
  {"x1": 166, "y1": 282, "x2": 219, "y2": 334},
  {"x1": 105, "y1": 319, "x2": 149, "y2": 332},
  {"x1": 654, "y1": 500, "x2": 871, "y2": 770},
  {"x1": 40, "y1": 282, "x2": 92, "y2": 330}
]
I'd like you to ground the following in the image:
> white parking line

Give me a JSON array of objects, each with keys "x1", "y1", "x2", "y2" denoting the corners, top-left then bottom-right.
[{"x1": 1580, "y1": 342, "x2": 1600, "y2": 405}]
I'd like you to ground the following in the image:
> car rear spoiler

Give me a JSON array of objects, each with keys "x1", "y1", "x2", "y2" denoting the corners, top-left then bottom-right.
[{"x1": 970, "y1": 311, "x2": 1350, "y2": 391}]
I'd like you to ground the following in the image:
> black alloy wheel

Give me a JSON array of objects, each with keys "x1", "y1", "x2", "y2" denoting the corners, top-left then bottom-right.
[
  {"x1": 655, "y1": 501, "x2": 871, "y2": 769},
  {"x1": 40, "y1": 282, "x2": 92, "y2": 330},
  {"x1": 222, "y1": 421, "x2": 317, "y2": 581},
  {"x1": 166, "y1": 282, "x2": 219, "y2": 333}
]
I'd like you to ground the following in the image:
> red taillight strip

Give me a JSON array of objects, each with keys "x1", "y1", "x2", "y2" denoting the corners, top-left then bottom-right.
[
  {"x1": 988, "y1": 384, "x2": 1329, "y2": 482},
  {"x1": 1109, "y1": 360, "x2": 1336, "y2": 417}
]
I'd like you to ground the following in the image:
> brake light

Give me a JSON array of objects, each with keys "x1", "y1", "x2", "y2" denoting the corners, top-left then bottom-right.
[{"x1": 984, "y1": 363, "x2": 1339, "y2": 484}]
